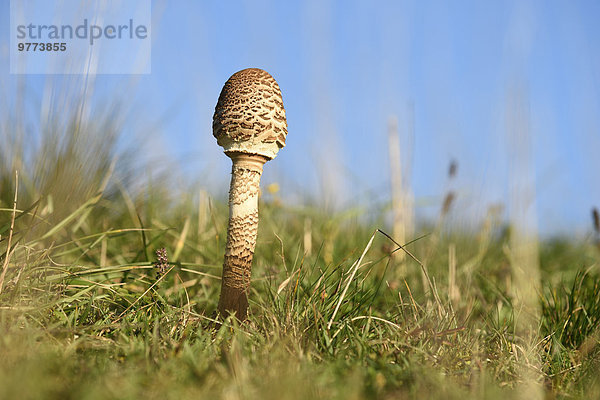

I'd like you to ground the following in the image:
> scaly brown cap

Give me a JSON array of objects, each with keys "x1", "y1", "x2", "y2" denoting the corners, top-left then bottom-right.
[{"x1": 213, "y1": 68, "x2": 287, "y2": 160}]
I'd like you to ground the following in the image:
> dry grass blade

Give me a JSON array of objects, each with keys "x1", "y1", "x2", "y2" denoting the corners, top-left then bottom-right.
[
  {"x1": 350, "y1": 315, "x2": 402, "y2": 330},
  {"x1": 172, "y1": 217, "x2": 190, "y2": 262},
  {"x1": 114, "y1": 264, "x2": 175, "y2": 323},
  {"x1": 377, "y1": 229, "x2": 445, "y2": 315},
  {"x1": 327, "y1": 230, "x2": 377, "y2": 330},
  {"x1": 0, "y1": 171, "x2": 18, "y2": 294},
  {"x1": 41, "y1": 192, "x2": 102, "y2": 240},
  {"x1": 277, "y1": 270, "x2": 299, "y2": 296}
]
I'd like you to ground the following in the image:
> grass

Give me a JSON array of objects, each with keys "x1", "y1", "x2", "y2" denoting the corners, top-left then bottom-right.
[
  {"x1": 1, "y1": 97, "x2": 599, "y2": 400},
  {"x1": 1, "y1": 171, "x2": 599, "y2": 400}
]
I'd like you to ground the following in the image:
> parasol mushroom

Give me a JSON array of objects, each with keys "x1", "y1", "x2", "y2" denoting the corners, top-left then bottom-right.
[{"x1": 212, "y1": 68, "x2": 287, "y2": 320}]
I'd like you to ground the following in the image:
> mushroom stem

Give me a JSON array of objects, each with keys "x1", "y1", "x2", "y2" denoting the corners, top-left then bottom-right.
[{"x1": 217, "y1": 152, "x2": 267, "y2": 319}]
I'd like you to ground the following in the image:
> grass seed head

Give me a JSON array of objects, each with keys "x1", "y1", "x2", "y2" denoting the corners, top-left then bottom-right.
[{"x1": 154, "y1": 247, "x2": 170, "y2": 280}]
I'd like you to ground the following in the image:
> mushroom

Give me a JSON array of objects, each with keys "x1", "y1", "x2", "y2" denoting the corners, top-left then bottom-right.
[{"x1": 213, "y1": 68, "x2": 287, "y2": 320}]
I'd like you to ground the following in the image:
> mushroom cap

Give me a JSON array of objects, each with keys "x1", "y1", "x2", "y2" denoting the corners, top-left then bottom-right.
[{"x1": 213, "y1": 68, "x2": 287, "y2": 161}]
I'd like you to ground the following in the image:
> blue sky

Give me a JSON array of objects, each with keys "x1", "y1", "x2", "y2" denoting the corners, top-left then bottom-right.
[{"x1": 1, "y1": 0, "x2": 600, "y2": 236}]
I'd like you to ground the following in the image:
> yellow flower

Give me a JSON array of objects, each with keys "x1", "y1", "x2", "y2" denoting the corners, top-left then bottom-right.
[{"x1": 266, "y1": 183, "x2": 280, "y2": 194}]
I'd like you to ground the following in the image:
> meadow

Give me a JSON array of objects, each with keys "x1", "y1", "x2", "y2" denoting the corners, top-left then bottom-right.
[{"x1": 1, "y1": 105, "x2": 599, "y2": 400}]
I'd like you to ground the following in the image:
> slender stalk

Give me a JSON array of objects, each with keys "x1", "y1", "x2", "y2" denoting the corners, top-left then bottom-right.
[
  {"x1": 388, "y1": 116, "x2": 405, "y2": 262},
  {"x1": 217, "y1": 152, "x2": 266, "y2": 320},
  {"x1": 0, "y1": 171, "x2": 18, "y2": 294}
]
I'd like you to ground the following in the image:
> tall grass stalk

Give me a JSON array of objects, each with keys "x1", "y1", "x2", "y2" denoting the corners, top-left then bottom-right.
[
  {"x1": 506, "y1": 83, "x2": 543, "y2": 399},
  {"x1": 388, "y1": 116, "x2": 406, "y2": 263}
]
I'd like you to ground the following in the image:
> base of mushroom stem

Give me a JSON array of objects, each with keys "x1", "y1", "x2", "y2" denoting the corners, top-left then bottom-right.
[{"x1": 217, "y1": 285, "x2": 250, "y2": 321}]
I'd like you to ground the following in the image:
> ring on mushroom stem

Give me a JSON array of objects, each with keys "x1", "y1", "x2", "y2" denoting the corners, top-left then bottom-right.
[{"x1": 213, "y1": 68, "x2": 288, "y2": 320}]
